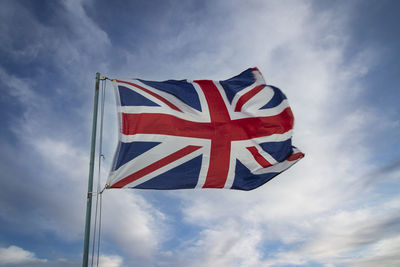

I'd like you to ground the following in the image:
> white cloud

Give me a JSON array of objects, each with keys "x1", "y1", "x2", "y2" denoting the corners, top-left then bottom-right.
[
  {"x1": 175, "y1": 194, "x2": 400, "y2": 266},
  {"x1": 98, "y1": 254, "x2": 124, "y2": 267},
  {"x1": 102, "y1": 191, "x2": 168, "y2": 261},
  {"x1": 179, "y1": 220, "x2": 263, "y2": 267},
  {"x1": 0, "y1": 245, "x2": 47, "y2": 265},
  {"x1": 262, "y1": 197, "x2": 400, "y2": 266},
  {"x1": 345, "y1": 235, "x2": 400, "y2": 267}
]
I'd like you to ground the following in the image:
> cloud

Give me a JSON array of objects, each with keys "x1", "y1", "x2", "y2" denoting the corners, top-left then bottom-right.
[
  {"x1": 101, "y1": 191, "x2": 168, "y2": 261},
  {"x1": 174, "y1": 195, "x2": 400, "y2": 266},
  {"x1": 98, "y1": 254, "x2": 124, "y2": 267},
  {"x1": 344, "y1": 236, "x2": 400, "y2": 267},
  {"x1": 0, "y1": 245, "x2": 47, "y2": 265},
  {"x1": 179, "y1": 220, "x2": 263, "y2": 267},
  {"x1": 0, "y1": 249, "x2": 123, "y2": 267},
  {"x1": 262, "y1": 198, "x2": 400, "y2": 266}
]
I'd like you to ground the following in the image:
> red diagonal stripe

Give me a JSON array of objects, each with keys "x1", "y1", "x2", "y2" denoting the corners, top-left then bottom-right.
[
  {"x1": 246, "y1": 146, "x2": 272, "y2": 168},
  {"x1": 117, "y1": 80, "x2": 182, "y2": 112},
  {"x1": 235, "y1": 85, "x2": 265, "y2": 112},
  {"x1": 110, "y1": 145, "x2": 202, "y2": 188}
]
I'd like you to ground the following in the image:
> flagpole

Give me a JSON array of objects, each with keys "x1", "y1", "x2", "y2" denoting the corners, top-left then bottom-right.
[{"x1": 82, "y1": 72, "x2": 100, "y2": 267}]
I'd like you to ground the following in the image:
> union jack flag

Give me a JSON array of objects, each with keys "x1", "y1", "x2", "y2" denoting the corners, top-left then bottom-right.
[{"x1": 106, "y1": 68, "x2": 303, "y2": 190}]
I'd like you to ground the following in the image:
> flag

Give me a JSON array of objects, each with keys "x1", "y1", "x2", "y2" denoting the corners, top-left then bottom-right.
[{"x1": 106, "y1": 68, "x2": 304, "y2": 190}]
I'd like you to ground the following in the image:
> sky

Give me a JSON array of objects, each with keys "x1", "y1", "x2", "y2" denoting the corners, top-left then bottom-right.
[{"x1": 0, "y1": 0, "x2": 400, "y2": 266}]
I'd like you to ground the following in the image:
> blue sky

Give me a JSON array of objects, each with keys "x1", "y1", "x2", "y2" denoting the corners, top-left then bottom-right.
[{"x1": 1, "y1": 0, "x2": 400, "y2": 266}]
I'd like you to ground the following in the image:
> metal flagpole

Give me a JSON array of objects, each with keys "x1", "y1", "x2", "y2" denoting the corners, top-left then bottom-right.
[{"x1": 82, "y1": 72, "x2": 100, "y2": 267}]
